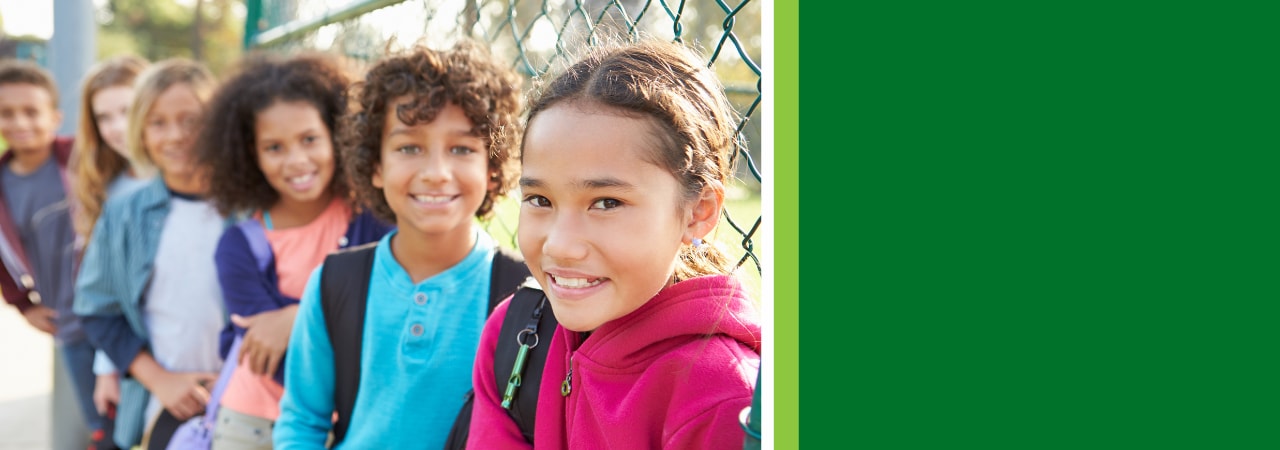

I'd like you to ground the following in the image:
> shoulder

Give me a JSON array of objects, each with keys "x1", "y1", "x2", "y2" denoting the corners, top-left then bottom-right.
[
  {"x1": 102, "y1": 179, "x2": 167, "y2": 215},
  {"x1": 214, "y1": 223, "x2": 252, "y2": 255},
  {"x1": 654, "y1": 338, "x2": 757, "y2": 443},
  {"x1": 653, "y1": 334, "x2": 758, "y2": 402},
  {"x1": 52, "y1": 136, "x2": 74, "y2": 165}
]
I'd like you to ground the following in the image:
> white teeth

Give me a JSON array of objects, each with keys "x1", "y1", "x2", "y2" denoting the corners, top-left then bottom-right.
[
  {"x1": 287, "y1": 174, "x2": 315, "y2": 184},
  {"x1": 551, "y1": 275, "x2": 602, "y2": 288},
  {"x1": 412, "y1": 194, "x2": 452, "y2": 204}
]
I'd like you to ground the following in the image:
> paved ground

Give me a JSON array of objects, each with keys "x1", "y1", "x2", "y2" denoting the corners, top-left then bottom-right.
[
  {"x1": 0, "y1": 305, "x2": 53, "y2": 450},
  {"x1": 0, "y1": 136, "x2": 49, "y2": 448},
  {"x1": 0, "y1": 305, "x2": 115, "y2": 450}
]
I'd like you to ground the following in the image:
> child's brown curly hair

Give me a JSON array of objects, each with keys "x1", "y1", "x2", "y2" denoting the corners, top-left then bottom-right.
[
  {"x1": 196, "y1": 52, "x2": 354, "y2": 217},
  {"x1": 340, "y1": 40, "x2": 523, "y2": 223}
]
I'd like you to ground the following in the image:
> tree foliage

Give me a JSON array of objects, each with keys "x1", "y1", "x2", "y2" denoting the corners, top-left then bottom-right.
[{"x1": 97, "y1": 0, "x2": 244, "y2": 74}]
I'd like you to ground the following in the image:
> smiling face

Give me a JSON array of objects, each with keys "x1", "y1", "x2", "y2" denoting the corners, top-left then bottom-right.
[
  {"x1": 91, "y1": 85, "x2": 134, "y2": 157},
  {"x1": 142, "y1": 83, "x2": 204, "y2": 193},
  {"x1": 0, "y1": 83, "x2": 61, "y2": 155},
  {"x1": 518, "y1": 103, "x2": 701, "y2": 332},
  {"x1": 372, "y1": 100, "x2": 494, "y2": 240},
  {"x1": 255, "y1": 100, "x2": 335, "y2": 208}
]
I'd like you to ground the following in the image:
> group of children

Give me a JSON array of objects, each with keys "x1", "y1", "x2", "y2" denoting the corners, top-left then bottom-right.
[{"x1": 0, "y1": 36, "x2": 760, "y2": 450}]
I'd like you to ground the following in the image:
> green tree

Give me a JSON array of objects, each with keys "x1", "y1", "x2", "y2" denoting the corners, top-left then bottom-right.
[{"x1": 97, "y1": 0, "x2": 243, "y2": 74}]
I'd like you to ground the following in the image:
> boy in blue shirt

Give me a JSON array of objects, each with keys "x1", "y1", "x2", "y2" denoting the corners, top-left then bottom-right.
[{"x1": 273, "y1": 40, "x2": 526, "y2": 449}]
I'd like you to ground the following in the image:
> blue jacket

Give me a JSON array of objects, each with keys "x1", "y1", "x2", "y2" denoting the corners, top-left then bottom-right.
[{"x1": 214, "y1": 208, "x2": 393, "y2": 383}]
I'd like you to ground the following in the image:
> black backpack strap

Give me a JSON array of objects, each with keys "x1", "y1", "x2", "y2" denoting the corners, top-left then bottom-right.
[
  {"x1": 493, "y1": 283, "x2": 556, "y2": 442},
  {"x1": 443, "y1": 248, "x2": 533, "y2": 449},
  {"x1": 488, "y1": 246, "x2": 530, "y2": 311},
  {"x1": 320, "y1": 242, "x2": 377, "y2": 446}
]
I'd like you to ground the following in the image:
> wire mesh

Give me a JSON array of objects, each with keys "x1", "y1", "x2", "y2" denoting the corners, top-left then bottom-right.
[{"x1": 248, "y1": 0, "x2": 763, "y2": 276}]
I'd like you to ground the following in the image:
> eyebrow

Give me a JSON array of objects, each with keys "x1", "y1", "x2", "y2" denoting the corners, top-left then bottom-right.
[
  {"x1": 385, "y1": 126, "x2": 480, "y2": 139},
  {"x1": 519, "y1": 176, "x2": 636, "y2": 191}
]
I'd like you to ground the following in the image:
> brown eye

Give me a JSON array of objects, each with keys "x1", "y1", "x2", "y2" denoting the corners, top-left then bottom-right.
[
  {"x1": 523, "y1": 195, "x2": 551, "y2": 208},
  {"x1": 590, "y1": 198, "x2": 622, "y2": 210}
]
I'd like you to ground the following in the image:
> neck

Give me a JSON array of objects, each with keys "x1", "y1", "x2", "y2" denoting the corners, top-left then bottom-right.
[
  {"x1": 7, "y1": 148, "x2": 52, "y2": 176},
  {"x1": 389, "y1": 224, "x2": 477, "y2": 284},
  {"x1": 267, "y1": 192, "x2": 334, "y2": 229},
  {"x1": 163, "y1": 173, "x2": 206, "y2": 197}
]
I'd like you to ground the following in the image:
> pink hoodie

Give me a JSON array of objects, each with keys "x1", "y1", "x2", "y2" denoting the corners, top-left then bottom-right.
[{"x1": 469, "y1": 275, "x2": 762, "y2": 449}]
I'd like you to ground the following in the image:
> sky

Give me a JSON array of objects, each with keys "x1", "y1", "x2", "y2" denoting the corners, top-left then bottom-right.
[{"x1": 0, "y1": 1, "x2": 53, "y2": 40}]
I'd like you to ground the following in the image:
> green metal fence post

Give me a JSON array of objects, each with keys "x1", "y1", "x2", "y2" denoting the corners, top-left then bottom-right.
[{"x1": 243, "y1": 0, "x2": 263, "y2": 50}]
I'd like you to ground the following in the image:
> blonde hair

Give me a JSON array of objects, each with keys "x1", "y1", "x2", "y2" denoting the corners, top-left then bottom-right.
[
  {"x1": 71, "y1": 55, "x2": 149, "y2": 241},
  {"x1": 125, "y1": 59, "x2": 217, "y2": 171}
]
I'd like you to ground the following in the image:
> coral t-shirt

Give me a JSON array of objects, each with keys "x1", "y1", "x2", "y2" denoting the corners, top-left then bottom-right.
[{"x1": 220, "y1": 199, "x2": 351, "y2": 420}]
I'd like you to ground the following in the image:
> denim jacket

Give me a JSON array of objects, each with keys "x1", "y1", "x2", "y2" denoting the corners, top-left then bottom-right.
[{"x1": 73, "y1": 177, "x2": 230, "y2": 448}]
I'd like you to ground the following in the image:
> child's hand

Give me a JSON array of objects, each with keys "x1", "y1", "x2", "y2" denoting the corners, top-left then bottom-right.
[
  {"x1": 93, "y1": 373, "x2": 120, "y2": 415},
  {"x1": 231, "y1": 305, "x2": 299, "y2": 377},
  {"x1": 150, "y1": 370, "x2": 217, "y2": 420},
  {"x1": 22, "y1": 304, "x2": 57, "y2": 335}
]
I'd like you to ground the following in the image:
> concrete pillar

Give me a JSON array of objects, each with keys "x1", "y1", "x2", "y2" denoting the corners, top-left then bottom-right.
[
  {"x1": 51, "y1": 345, "x2": 89, "y2": 450},
  {"x1": 49, "y1": 3, "x2": 97, "y2": 448},
  {"x1": 49, "y1": 0, "x2": 96, "y2": 136}
]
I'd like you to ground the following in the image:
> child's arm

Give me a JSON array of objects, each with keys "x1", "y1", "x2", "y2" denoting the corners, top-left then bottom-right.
[
  {"x1": 215, "y1": 225, "x2": 299, "y2": 378},
  {"x1": 216, "y1": 224, "x2": 298, "y2": 321},
  {"x1": 663, "y1": 344, "x2": 760, "y2": 450},
  {"x1": 274, "y1": 266, "x2": 337, "y2": 450},
  {"x1": 75, "y1": 210, "x2": 218, "y2": 420},
  {"x1": 74, "y1": 210, "x2": 146, "y2": 374},
  {"x1": 467, "y1": 297, "x2": 534, "y2": 449}
]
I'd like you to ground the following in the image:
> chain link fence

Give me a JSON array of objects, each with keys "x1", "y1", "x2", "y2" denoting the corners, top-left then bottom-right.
[{"x1": 245, "y1": 0, "x2": 762, "y2": 278}]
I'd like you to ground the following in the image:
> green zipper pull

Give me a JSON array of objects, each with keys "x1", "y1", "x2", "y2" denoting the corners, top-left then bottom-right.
[{"x1": 561, "y1": 356, "x2": 573, "y2": 397}]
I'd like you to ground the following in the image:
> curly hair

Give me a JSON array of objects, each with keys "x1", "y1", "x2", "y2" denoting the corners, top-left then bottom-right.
[
  {"x1": 70, "y1": 55, "x2": 149, "y2": 241},
  {"x1": 340, "y1": 39, "x2": 523, "y2": 223},
  {"x1": 196, "y1": 52, "x2": 353, "y2": 217},
  {"x1": 524, "y1": 39, "x2": 742, "y2": 280}
]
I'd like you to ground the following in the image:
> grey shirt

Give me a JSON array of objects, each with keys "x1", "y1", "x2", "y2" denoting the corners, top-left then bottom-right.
[{"x1": 1, "y1": 157, "x2": 80, "y2": 343}]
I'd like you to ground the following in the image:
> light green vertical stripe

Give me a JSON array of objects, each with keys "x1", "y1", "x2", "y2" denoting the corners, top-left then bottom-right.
[{"x1": 774, "y1": 1, "x2": 800, "y2": 449}]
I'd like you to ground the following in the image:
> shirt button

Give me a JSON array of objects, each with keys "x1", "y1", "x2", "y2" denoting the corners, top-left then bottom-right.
[
  {"x1": 410, "y1": 324, "x2": 424, "y2": 336},
  {"x1": 338, "y1": 236, "x2": 349, "y2": 247},
  {"x1": 414, "y1": 293, "x2": 427, "y2": 305}
]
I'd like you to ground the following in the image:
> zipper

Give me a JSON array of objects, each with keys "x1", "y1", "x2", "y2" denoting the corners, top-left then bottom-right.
[{"x1": 561, "y1": 355, "x2": 573, "y2": 397}]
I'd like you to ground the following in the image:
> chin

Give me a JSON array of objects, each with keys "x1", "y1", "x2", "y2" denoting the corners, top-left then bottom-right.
[{"x1": 554, "y1": 312, "x2": 603, "y2": 333}]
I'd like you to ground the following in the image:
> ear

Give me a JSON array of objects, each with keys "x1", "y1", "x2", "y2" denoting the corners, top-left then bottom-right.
[
  {"x1": 487, "y1": 170, "x2": 500, "y2": 192},
  {"x1": 682, "y1": 180, "x2": 725, "y2": 244},
  {"x1": 371, "y1": 162, "x2": 384, "y2": 189},
  {"x1": 51, "y1": 110, "x2": 63, "y2": 132}
]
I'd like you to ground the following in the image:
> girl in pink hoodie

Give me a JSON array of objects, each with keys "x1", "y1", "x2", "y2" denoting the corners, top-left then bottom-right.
[{"x1": 467, "y1": 39, "x2": 762, "y2": 449}]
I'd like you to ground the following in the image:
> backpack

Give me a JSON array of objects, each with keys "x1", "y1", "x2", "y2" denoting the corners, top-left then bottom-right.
[
  {"x1": 319, "y1": 243, "x2": 535, "y2": 446},
  {"x1": 442, "y1": 278, "x2": 557, "y2": 448}
]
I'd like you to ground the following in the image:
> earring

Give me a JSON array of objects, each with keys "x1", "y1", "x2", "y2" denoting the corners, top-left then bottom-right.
[{"x1": 692, "y1": 238, "x2": 703, "y2": 248}]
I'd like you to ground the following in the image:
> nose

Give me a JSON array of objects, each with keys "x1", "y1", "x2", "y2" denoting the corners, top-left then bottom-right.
[
  {"x1": 284, "y1": 145, "x2": 311, "y2": 168},
  {"x1": 415, "y1": 149, "x2": 450, "y2": 184},
  {"x1": 541, "y1": 211, "x2": 589, "y2": 262},
  {"x1": 158, "y1": 121, "x2": 187, "y2": 144}
]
